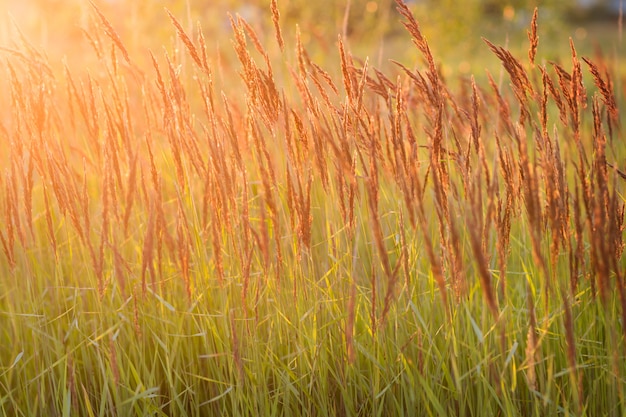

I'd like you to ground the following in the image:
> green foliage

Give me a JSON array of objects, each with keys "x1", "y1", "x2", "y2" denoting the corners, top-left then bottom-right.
[{"x1": 411, "y1": 0, "x2": 484, "y2": 51}]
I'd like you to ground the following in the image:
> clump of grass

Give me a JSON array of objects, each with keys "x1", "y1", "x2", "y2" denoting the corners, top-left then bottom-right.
[{"x1": 0, "y1": 1, "x2": 625, "y2": 416}]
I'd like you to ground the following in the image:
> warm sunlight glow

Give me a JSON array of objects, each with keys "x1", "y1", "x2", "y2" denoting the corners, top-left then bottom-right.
[
  {"x1": 366, "y1": 1, "x2": 378, "y2": 14},
  {"x1": 0, "y1": 0, "x2": 85, "y2": 54},
  {"x1": 503, "y1": 5, "x2": 515, "y2": 22},
  {"x1": 0, "y1": 1, "x2": 624, "y2": 415}
]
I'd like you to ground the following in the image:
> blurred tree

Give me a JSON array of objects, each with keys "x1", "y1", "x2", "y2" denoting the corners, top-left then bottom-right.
[{"x1": 410, "y1": 0, "x2": 483, "y2": 52}]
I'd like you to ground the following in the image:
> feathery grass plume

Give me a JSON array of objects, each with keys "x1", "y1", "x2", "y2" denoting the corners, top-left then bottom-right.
[
  {"x1": 89, "y1": 0, "x2": 130, "y2": 64},
  {"x1": 282, "y1": 102, "x2": 298, "y2": 176},
  {"x1": 163, "y1": 49, "x2": 188, "y2": 112},
  {"x1": 469, "y1": 76, "x2": 482, "y2": 153},
  {"x1": 513, "y1": 123, "x2": 549, "y2": 298},
  {"x1": 2, "y1": 1, "x2": 626, "y2": 413},
  {"x1": 309, "y1": 111, "x2": 330, "y2": 191},
  {"x1": 309, "y1": 66, "x2": 337, "y2": 114},
  {"x1": 364, "y1": 66, "x2": 391, "y2": 101},
  {"x1": 338, "y1": 35, "x2": 355, "y2": 103},
  {"x1": 295, "y1": 25, "x2": 307, "y2": 78},
  {"x1": 468, "y1": 181, "x2": 498, "y2": 319},
  {"x1": 160, "y1": 74, "x2": 186, "y2": 189},
  {"x1": 363, "y1": 111, "x2": 394, "y2": 286},
  {"x1": 569, "y1": 39, "x2": 587, "y2": 113},
  {"x1": 395, "y1": 0, "x2": 440, "y2": 99},
  {"x1": 239, "y1": 16, "x2": 267, "y2": 65},
  {"x1": 588, "y1": 96, "x2": 616, "y2": 304},
  {"x1": 428, "y1": 112, "x2": 451, "y2": 270},
  {"x1": 470, "y1": 75, "x2": 492, "y2": 188},
  {"x1": 110, "y1": 42, "x2": 120, "y2": 76},
  {"x1": 81, "y1": 73, "x2": 101, "y2": 143},
  {"x1": 354, "y1": 55, "x2": 369, "y2": 115},
  {"x1": 311, "y1": 60, "x2": 340, "y2": 96},
  {"x1": 270, "y1": 0, "x2": 284, "y2": 52},
  {"x1": 527, "y1": 8, "x2": 539, "y2": 67},
  {"x1": 149, "y1": 51, "x2": 172, "y2": 119},
  {"x1": 483, "y1": 38, "x2": 534, "y2": 123},
  {"x1": 1, "y1": 22, "x2": 55, "y2": 81},
  {"x1": 485, "y1": 70, "x2": 513, "y2": 133},
  {"x1": 537, "y1": 127, "x2": 566, "y2": 274},
  {"x1": 230, "y1": 16, "x2": 281, "y2": 128},
  {"x1": 582, "y1": 56, "x2": 619, "y2": 138},
  {"x1": 550, "y1": 62, "x2": 575, "y2": 122},
  {"x1": 166, "y1": 9, "x2": 204, "y2": 71},
  {"x1": 229, "y1": 14, "x2": 262, "y2": 103},
  {"x1": 219, "y1": 93, "x2": 244, "y2": 172},
  {"x1": 196, "y1": 21, "x2": 210, "y2": 74},
  {"x1": 80, "y1": 22, "x2": 104, "y2": 61},
  {"x1": 289, "y1": 60, "x2": 312, "y2": 107}
]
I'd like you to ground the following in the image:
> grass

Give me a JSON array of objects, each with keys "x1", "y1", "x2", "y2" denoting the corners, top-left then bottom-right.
[{"x1": 0, "y1": 1, "x2": 625, "y2": 416}]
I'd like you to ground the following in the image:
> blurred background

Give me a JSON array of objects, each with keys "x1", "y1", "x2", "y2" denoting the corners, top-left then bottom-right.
[{"x1": 0, "y1": 0, "x2": 622, "y2": 75}]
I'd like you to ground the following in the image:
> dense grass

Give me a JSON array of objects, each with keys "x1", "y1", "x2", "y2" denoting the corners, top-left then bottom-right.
[{"x1": 0, "y1": 1, "x2": 625, "y2": 416}]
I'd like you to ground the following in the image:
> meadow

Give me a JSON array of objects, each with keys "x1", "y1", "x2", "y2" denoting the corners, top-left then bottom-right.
[{"x1": 0, "y1": 1, "x2": 625, "y2": 415}]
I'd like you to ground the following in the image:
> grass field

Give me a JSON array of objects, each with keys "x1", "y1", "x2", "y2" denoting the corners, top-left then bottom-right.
[{"x1": 1, "y1": 1, "x2": 625, "y2": 415}]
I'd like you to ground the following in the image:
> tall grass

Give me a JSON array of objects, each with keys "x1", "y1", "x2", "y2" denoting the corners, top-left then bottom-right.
[{"x1": 0, "y1": 1, "x2": 625, "y2": 415}]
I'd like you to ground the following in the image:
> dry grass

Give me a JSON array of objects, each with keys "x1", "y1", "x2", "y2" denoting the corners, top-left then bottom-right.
[{"x1": 0, "y1": 1, "x2": 625, "y2": 416}]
